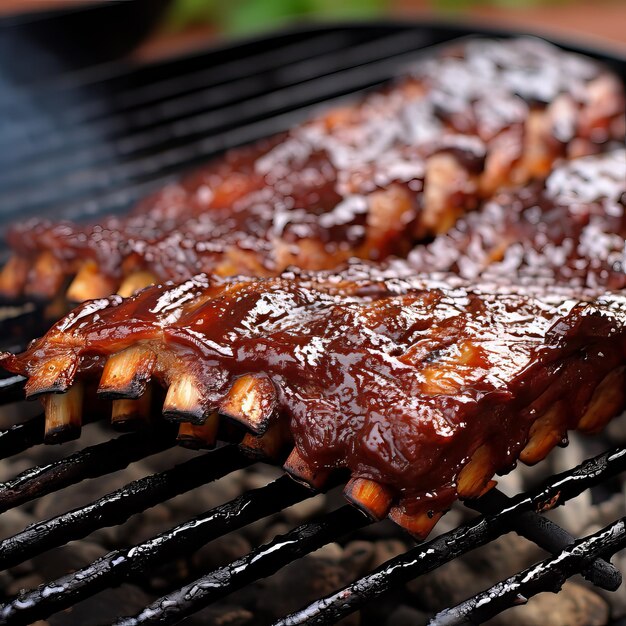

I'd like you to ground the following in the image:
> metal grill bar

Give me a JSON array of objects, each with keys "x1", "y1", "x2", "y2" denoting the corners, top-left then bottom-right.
[
  {"x1": 431, "y1": 517, "x2": 626, "y2": 626},
  {"x1": 112, "y1": 484, "x2": 626, "y2": 625},
  {"x1": 0, "y1": 28, "x2": 384, "y2": 116},
  {"x1": 0, "y1": 45, "x2": 441, "y2": 222},
  {"x1": 273, "y1": 447, "x2": 626, "y2": 626},
  {"x1": 469, "y1": 487, "x2": 621, "y2": 590},
  {"x1": 0, "y1": 409, "x2": 105, "y2": 460},
  {"x1": 0, "y1": 31, "x2": 352, "y2": 141},
  {"x1": 115, "y1": 505, "x2": 370, "y2": 626},
  {"x1": 0, "y1": 425, "x2": 175, "y2": 512},
  {"x1": 0, "y1": 444, "x2": 252, "y2": 570},
  {"x1": 0, "y1": 473, "x2": 323, "y2": 624},
  {"x1": 0, "y1": 30, "x2": 426, "y2": 179}
]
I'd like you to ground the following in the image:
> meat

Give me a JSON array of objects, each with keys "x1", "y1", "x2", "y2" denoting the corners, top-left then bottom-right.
[
  {"x1": 2, "y1": 267, "x2": 625, "y2": 535},
  {"x1": 1, "y1": 38, "x2": 623, "y2": 302},
  {"x1": 409, "y1": 149, "x2": 626, "y2": 290},
  {"x1": 1, "y1": 36, "x2": 625, "y2": 539}
]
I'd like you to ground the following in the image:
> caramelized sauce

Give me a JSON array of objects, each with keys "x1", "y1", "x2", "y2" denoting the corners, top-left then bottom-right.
[
  {"x1": 409, "y1": 150, "x2": 626, "y2": 290},
  {"x1": 6, "y1": 39, "x2": 624, "y2": 283},
  {"x1": 5, "y1": 267, "x2": 625, "y2": 516}
]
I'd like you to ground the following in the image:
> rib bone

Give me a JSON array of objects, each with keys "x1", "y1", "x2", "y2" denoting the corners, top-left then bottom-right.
[
  {"x1": 42, "y1": 383, "x2": 84, "y2": 443},
  {"x1": 344, "y1": 477, "x2": 394, "y2": 520},
  {"x1": 0, "y1": 256, "x2": 29, "y2": 299},
  {"x1": 66, "y1": 261, "x2": 117, "y2": 302},
  {"x1": 457, "y1": 443, "x2": 498, "y2": 499},
  {"x1": 117, "y1": 271, "x2": 157, "y2": 298},
  {"x1": 578, "y1": 367, "x2": 626, "y2": 434},
  {"x1": 111, "y1": 387, "x2": 153, "y2": 431},
  {"x1": 520, "y1": 400, "x2": 568, "y2": 465},
  {"x1": 283, "y1": 447, "x2": 330, "y2": 489},
  {"x1": 98, "y1": 346, "x2": 156, "y2": 399},
  {"x1": 162, "y1": 374, "x2": 207, "y2": 424},
  {"x1": 219, "y1": 373, "x2": 276, "y2": 435},
  {"x1": 240, "y1": 421, "x2": 289, "y2": 460},
  {"x1": 177, "y1": 412, "x2": 220, "y2": 449},
  {"x1": 24, "y1": 251, "x2": 64, "y2": 300},
  {"x1": 388, "y1": 506, "x2": 444, "y2": 539}
]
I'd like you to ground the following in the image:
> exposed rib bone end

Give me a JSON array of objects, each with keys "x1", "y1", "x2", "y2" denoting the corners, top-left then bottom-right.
[
  {"x1": 520, "y1": 401, "x2": 568, "y2": 466},
  {"x1": 24, "y1": 353, "x2": 78, "y2": 399},
  {"x1": 177, "y1": 412, "x2": 220, "y2": 449},
  {"x1": 283, "y1": 447, "x2": 330, "y2": 489},
  {"x1": 344, "y1": 477, "x2": 394, "y2": 520},
  {"x1": 388, "y1": 506, "x2": 444, "y2": 539},
  {"x1": 98, "y1": 346, "x2": 156, "y2": 399},
  {"x1": 578, "y1": 367, "x2": 626, "y2": 434},
  {"x1": 24, "y1": 251, "x2": 65, "y2": 300},
  {"x1": 66, "y1": 261, "x2": 117, "y2": 302},
  {"x1": 117, "y1": 271, "x2": 157, "y2": 298},
  {"x1": 240, "y1": 422, "x2": 289, "y2": 460},
  {"x1": 0, "y1": 256, "x2": 29, "y2": 299},
  {"x1": 457, "y1": 443, "x2": 497, "y2": 499},
  {"x1": 219, "y1": 373, "x2": 276, "y2": 435},
  {"x1": 111, "y1": 388, "x2": 153, "y2": 431},
  {"x1": 162, "y1": 374, "x2": 207, "y2": 425},
  {"x1": 42, "y1": 383, "x2": 84, "y2": 443}
]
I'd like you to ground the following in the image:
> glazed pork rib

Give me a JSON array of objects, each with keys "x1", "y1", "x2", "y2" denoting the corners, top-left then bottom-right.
[
  {"x1": 409, "y1": 149, "x2": 626, "y2": 290},
  {"x1": 3, "y1": 267, "x2": 625, "y2": 536},
  {"x1": 1, "y1": 37, "x2": 624, "y2": 301}
]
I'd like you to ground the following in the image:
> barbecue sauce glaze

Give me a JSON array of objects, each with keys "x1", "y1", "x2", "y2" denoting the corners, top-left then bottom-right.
[
  {"x1": 5, "y1": 267, "x2": 626, "y2": 519},
  {"x1": 6, "y1": 38, "x2": 624, "y2": 283}
]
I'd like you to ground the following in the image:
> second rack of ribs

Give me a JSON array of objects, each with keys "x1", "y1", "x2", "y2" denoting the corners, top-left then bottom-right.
[{"x1": 0, "y1": 37, "x2": 623, "y2": 302}]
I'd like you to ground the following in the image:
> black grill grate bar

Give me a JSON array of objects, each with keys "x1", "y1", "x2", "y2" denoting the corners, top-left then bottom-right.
[
  {"x1": 0, "y1": 410, "x2": 104, "y2": 458},
  {"x1": 0, "y1": 375, "x2": 26, "y2": 406},
  {"x1": 0, "y1": 425, "x2": 176, "y2": 513},
  {"x1": 0, "y1": 410, "x2": 104, "y2": 459},
  {"x1": 0, "y1": 29, "x2": 420, "y2": 160},
  {"x1": 0, "y1": 31, "x2": 353, "y2": 135},
  {"x1": 0, "y1": 42, "x2": 437, "y2": 216},
  {"x1": 0, "y1": 92, "x2": 362, "y2": 225},
  {"x1": 0, "y1": 444, "x2": 253, "y2": 571},
  {"x1": 469, "y1": 487, "x2": 621, "y2": 590},
  {"x1": 431, "y1": 517, "x2": 626, "y2": 626},
  {"x1": 115, "y1": 505, "x2": 370, "y2": 626},
  {"x1": 0, "y1": 474, "x2": 323, "y2": 625},
  {"x1": 273, "y1": 447, "x2": 626, "y2": 626},
  {"x1": 0, "y1": 27, "x2": 386, "y2": 109}
]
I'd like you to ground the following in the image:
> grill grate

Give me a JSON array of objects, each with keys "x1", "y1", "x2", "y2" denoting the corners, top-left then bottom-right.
[
  {"x1": 0, "y1": 19, "x2": 624, "y2": 626},
  {"x1": 273, "y1": 448, "x2": 626, "y2": 626},
  {"x1": 0, "y1": 374, "x2": 624, "y2": 625},
  {"x1": 432, "y1": 518, "x2": 626, "y2": 626}
]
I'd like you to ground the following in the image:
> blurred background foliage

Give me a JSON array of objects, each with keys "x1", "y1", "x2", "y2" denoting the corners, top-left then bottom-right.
[{"x1": 166, "y1": 0, "x2": 577, "y2": 34}]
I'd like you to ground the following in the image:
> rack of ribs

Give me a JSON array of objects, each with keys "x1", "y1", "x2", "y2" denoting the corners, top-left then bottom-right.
[
  {"x1": 2, "y1": 266, "x2": 625, "y2": 536},
  {"x1": 1, "y1": 37, "x2": 623, "y2": 302},
  {"x1": 409, "y1": 149, "x2": 626, "y2": 290}
]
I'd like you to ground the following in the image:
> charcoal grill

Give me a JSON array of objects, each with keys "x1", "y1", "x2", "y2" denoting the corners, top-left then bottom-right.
[{"x1": 0, "y1": 15, "x2": 625, "y2": 626}]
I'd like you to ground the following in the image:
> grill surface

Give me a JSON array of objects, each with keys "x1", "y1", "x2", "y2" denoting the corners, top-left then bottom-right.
[{"x1": 0, "y1": 16, "x2": 625, "y2": 626}]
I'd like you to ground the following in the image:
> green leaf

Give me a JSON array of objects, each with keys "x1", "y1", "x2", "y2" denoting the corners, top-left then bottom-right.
[
  {"x1": 166, "y1": 0, "x2": 217, "y2": 30},
  {"x1": 222, "y1": 0, "x2": 309, "y2": 35}
]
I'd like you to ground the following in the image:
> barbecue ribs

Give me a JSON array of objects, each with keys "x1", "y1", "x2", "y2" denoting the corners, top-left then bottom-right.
[
  {"x1": 1, "y1": 37, "x2": 625, "y2": 538},
  {"x1": 409, "y1": 149, "x2": 626, "y2": 290},
  {"x1": 1, "y1": 37, "x2": 623, "y2": 301},
  {"x1": 2, "y1": 267, "x2": 625, "y2": 536}
]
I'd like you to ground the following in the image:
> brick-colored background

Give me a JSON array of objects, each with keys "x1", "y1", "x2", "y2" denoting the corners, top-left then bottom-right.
[{"x1": 0, "y1": 0, "x2": 624, "y2": 61}]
